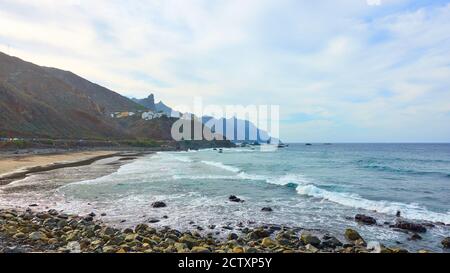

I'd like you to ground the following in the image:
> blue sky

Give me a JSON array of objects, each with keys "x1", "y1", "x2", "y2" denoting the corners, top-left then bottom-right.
[{"x1": 0, "y1": 0, "x2": 449, "y2": 142}]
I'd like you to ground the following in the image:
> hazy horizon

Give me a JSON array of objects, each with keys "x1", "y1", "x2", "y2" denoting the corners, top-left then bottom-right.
[{"x1": 1, "y1": 0, "x2": 449, "y2": 143}]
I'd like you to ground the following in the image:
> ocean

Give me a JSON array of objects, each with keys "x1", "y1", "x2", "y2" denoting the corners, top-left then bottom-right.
[{"x1": 2, "y1": 144, "x2": 450, "y2": 252}]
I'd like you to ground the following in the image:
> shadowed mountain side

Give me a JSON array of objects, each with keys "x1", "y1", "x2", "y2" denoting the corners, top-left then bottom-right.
[
  {"x1": 0, "y1": 51, "x2": 234, "y2": 147},
  {"x1": 44, "y1": 67, "x2": 144, "y2": 113},
  {"x1": 0, "y1": 53, "x2": 129, "y2": 139}
]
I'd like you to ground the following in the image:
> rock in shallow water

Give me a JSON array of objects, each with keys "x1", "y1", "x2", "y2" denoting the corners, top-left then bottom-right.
[
  {"x1": 355, "y1": 214, "x2": 377, "y2": 225},
  {"x1": 229, "y1": 195, "x2": 244, "y2": 203},
  {"x1": 442, "y1": 237, "x2": 450, "y2": 249},
  {"x1": 151, "y1": 201, "x2": 167, "y2": 208},
  {"x1": 393, "y1": 220, "x2": 427, "y2": 233},
  {"x1": 409, "y1": 233, "x2": 422, "y2": 241}
]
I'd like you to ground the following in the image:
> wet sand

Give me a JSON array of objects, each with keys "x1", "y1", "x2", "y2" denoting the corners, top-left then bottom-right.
[{"x1": 0, "y1": 151, "x2": 122, "y2": 185}]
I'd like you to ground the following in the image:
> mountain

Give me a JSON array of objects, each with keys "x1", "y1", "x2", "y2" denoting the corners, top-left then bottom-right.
[
  {"x1": 0, "y1": 52, "x2": 176, "y2": 140},
  {"x1": 132, "y1": 94, "x2": 178, "y2": 117},
  {"x1": 0, "y1": 52, "x2": 232, "y2": 145},
  {"x1": 202, "y1": 116, "x2": 272, "y2": 143},
  {"x1": 0, "y1": 52, "x2": 139, "y2": 139},
  {"x1": 133, "y1": 92, "x2": 274, "y2": 143},
  {"x1": 155, "y1": 101, "x2": 176, "y2": 116},
  {"x1": 132, "y1": 94, "x2": 155, "y2": 111}
]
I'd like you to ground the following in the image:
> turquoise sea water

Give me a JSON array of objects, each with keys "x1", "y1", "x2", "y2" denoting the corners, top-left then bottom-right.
[{"x1": 52, "y1": 143, "x2": 450, "y2": 252}]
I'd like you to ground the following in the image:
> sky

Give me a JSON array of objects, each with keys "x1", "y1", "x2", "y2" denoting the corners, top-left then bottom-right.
[{"x1": 0, "y1": 0, "x2": 449, "y2": 142}]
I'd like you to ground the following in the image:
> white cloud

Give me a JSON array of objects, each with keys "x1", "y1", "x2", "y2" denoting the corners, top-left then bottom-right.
[{"x1": 0, "y1": 0, "x2": 449, "y2": 142}]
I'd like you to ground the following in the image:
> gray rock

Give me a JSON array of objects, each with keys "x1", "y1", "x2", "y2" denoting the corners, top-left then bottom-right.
[
  {"x1": 301, "y1": 233, "x2": 321, "y2": 247},
  {"x1": 151, "y1": 201, "x2": 167, "y2": 208},
  {"x1": 393, "y1": 220, "x2": 427, "y2": 233},
  {"x1": 442, "y1": 237, "x2": 450, "y2": 249},
  {"x1": 355, "y1": 214, "x2": 377, "y2": 225}
]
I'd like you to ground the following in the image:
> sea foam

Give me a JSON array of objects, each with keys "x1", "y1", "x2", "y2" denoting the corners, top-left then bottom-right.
[
  {"x1": 296, "y1": 183, "x2": 450, "y2": 224},
  {"x1": 201, "y1": 161, "x2": 241, "y2": 173}
]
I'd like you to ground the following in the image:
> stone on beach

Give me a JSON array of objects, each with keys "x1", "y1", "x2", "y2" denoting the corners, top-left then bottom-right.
[
  {"x1": 300, "y1": 233, "x2": 321, "y2": 247},
  {"x1": 29, "y1": 231, "x2": 47, "y2": 241},
  {"x1": 261, "y1": 237, "x2": 276, "y2": 248},
  {"x1": 191, "y1": 246, "x2": 211, "y2": 253},
  {"x1": 0, "y1": 208, "x2": 445, "y2": 253},
  {"x1": 344, "y1": 228, "x2": 363, "y2": 242}
]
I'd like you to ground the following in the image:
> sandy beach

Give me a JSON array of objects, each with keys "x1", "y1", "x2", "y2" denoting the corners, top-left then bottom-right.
[{"x1": 0, "y1": 151, "x2": 121, "y2": 185}]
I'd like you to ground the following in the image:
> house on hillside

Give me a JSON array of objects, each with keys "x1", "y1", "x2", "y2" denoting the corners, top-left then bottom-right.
[
  {"x1": 141, "y1": 111, "x2": 166, "y2": 121},
  {"x1": 111, "y1": 112, "x2": 136, "y2": 118}
]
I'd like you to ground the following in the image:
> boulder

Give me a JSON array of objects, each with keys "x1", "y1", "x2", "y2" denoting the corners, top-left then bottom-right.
[
  {"x1": 103, "y1": 227, "x2": 117, "y2": 236},
  {"x1": 151, "y1": 201, "x2": 167, "y2": 208},
  {"x1": 261, "y1": 207, "x2": 273, "y2": 212},
  {"x1": 66, "y1": 241, "x2": 81, "y2": 253},
  {"x1": 233, "y1": 246, "x2": 244, "y2": 253},
  {"x1": 321, "y1": 236, "x2": 343, "y2": 249},
  {"x1": 305, "y1": 244, "x2": 319, "y2": 253},
  {"x1": 355, "y1": 214, "x2": 377, "y2": 225},
  {"x1": 409, "y1": 233, "x2": 422, "y2": 241},
  {"x1": 300, "y1": 233, "x2": 321, "y2": 247},
  {"x1": 29, "y1": 231, "x2": 47, "y2": 241},
  {"x1": 261, "y1": 237, "x2": 276, "y2": 248},
  {"x1": 102, "y1": 246, "x2": 118, "y2": 253},
  {"x1": 179, "y1": 235, "x2": 199, "y2": 249},
  {"x1": 442, "y1": 237, "x2": 450, "y2": 249},
  {"x1": 345, "y1": 229, "x2": 363, "y2": 242},
  {"x1": 135, "y1": 224, "x2": 149, "y2": 233},
  {"x1": 393, "y1": 220, "x2": 427, "y2": 233},
  {"x1": 191, "y1": 246, "x2": 211, "y2": 253},
  {"x1": 247, "y1": 229, "x2": 270, "y2": 240},
  {"x1": 229, "y1": 195, "x2": 244, "y2": 203}
]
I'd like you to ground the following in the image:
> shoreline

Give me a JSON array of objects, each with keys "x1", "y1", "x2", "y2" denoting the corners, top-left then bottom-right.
[
  {"x1": 0, "y1": 148, "x2": 449, "y2": 253},
  {"x1": 0, "y1": 149, "x2": 157, "y2": 186}
]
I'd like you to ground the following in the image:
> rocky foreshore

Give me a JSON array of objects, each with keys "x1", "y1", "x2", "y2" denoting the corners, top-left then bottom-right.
[{"x1": 2, "y1": 208, "x2": 448, "y2": 253}]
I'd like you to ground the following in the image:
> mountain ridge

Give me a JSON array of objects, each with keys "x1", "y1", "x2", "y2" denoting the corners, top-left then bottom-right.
[{"x1": 0, "y1": 52, "x2": 169, "y2": 140}]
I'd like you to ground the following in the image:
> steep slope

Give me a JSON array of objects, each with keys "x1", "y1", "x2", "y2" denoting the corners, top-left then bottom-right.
[
  {"x1": 0, "y1": 52, "x2": 129, "y2": 138},
  {"x1": 132, "y1": 94, "x2": 178, "y2": 116},
  {"x1": 0, "y1": 52, "x2": 235, "y2": 146},
  {"x1": 131, "y1": 94, "x2": 155, "y2": 111},
  {"x1": 45, "y1": 67, "x2": 144, "y2": 113}
]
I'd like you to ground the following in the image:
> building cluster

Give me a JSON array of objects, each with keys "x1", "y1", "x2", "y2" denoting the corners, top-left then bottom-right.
[
  {"x1": 142, "y1": 111, "x2": 166, "y2": 120},
  {"x1": 110, "y1": 112, "x2": 136, "y2": 118},
  {"x1": 110, "y1": 111, "x2": 167, "y2": 121}
]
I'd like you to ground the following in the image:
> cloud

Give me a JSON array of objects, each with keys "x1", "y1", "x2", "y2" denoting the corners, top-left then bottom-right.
[{"x1": 0, "y1": 0, "x2": 449, "y2": 142}]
